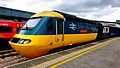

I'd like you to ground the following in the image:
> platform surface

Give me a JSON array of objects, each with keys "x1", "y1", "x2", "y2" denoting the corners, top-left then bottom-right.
[
  {"x1": 53, "y1": 37, "x2": 120, "y2": 68},
  {"x1": 5, "y1": 37, "x2": 120, "y2": 68}
]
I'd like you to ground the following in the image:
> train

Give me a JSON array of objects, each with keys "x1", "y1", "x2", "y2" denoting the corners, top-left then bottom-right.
[
  {"x1": 0, "y1": 20, "x2": 24, "y2": 49},
  {"x1": 9, "y1": 11, "x2": 120, "y2": 58},
  {"x1": 98, "y1": 22, "x2": 120, "y2": 38}
]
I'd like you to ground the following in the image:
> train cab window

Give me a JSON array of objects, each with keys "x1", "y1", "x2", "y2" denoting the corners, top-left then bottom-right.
[
  {"x1": 0, "y1": 26, "x2": 12, "y2": 33},
  {"x1": 46, "y1": 18, "x2": 55, "y2": 34},
  {"x1": 22, "y1": 18, "x2": 41, "y2": 29}
]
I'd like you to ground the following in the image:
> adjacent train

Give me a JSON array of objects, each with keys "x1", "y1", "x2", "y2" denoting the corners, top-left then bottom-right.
[
  {"x1": 9, "y1": 11, "x2": 120, "y2": 58},
  {"x1": 0, "y1": 20, "x2": 23, "y2": 49}
]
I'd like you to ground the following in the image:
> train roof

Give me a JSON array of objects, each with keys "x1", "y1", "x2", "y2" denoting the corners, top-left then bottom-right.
[
  {"x1": 102, "y1": 23, "x2": 120, "y2": 28},
  {"x1": 54, "y1": 10, "x2": 119, "y2": 25},
  {"x1": 31, "y1": 11, "x2": 64, "y2": 18},
  {"x1": 31, "y1": 10, "x2": 97, "y2": 24},
  {"x1": 31, "y1": 10, "x2": 119, "y2": 26},
  {"x1": 54, "y1": 10, "x2": 96, "y2": 23}
]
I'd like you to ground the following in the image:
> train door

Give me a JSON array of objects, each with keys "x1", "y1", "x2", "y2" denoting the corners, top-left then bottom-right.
[
  {"x1": 55, "y1": 19, "x2": 64, "y2": 47},
  {"x1": 102, "y1": 26, "x2": 110, "y2": 38}
]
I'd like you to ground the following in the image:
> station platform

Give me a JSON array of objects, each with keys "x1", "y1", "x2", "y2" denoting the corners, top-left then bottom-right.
[
  {"x1": 51, "y1": 37, "x2": 120, "y2": 68},
  {"x1": 6, "y1": 37, "x2": 120, "y2": 68}
]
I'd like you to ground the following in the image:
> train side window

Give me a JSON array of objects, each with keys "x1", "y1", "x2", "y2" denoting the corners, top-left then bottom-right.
[
  {"x1": 106, "y1": 27, "x2": 109, "y2": 33},
  {"x1": 103, "y1": 27, "x2": 109, "y2": 33},
  {"x1": 77, "y1": 22, "x2": 85, "y2": 30},
  {"x1": 105, "y1": 27, "x2": 109, "y2": 33},
  {"x1": 0, "y1": 26, "x2": 12, "y2": 33},
  {"x1": 85, "y1": 23, "x2": 98, "y2": 33},
  {"x1": 46, "y1": 18, "x2": 55, "y2": 34}
]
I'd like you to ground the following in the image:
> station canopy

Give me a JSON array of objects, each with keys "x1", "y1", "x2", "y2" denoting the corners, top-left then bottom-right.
[{"x1": 0, "y1": 7, "x2": 35, "y2": 21}]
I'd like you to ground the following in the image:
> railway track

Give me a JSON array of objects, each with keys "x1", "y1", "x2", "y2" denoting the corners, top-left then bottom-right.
[
  {"x1": 0, "y1": 49, "x2": 28, "y2": 68},
  {"x1": 0, "y1": 49, "x2": 19, "y2": 58}
]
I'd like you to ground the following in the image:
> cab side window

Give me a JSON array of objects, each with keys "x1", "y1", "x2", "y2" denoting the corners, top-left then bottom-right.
[
  {"x1": 46, "y1": 18, "x2": 55, "y2": 34},
  {"x1": 58, "y1": 19, "x2": 63, "y2": 34}
]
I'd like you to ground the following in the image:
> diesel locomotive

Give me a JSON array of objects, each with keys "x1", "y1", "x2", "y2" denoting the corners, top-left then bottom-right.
[
  {"x1": 0, "y1": 20, "x2": 23, "y2": 49},
  {"x1": 9, "y1": 11, "x2": 120, "y2": 58}
]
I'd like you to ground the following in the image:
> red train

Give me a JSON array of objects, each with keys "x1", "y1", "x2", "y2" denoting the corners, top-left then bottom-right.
[{"x1": 0, "y1": 20, "x2": 24, "y2": 49}]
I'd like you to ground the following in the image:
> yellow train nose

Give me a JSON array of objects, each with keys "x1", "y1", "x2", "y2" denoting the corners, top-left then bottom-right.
[{"x1": 9, "y1": 41, "x2": 50, "y2": 58}]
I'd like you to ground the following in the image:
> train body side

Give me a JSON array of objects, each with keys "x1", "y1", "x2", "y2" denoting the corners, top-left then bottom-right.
[
  {"x1": 96, "y1": 22, "x2": 120, "y2": 40},
  {"x1": 10, "y1": 11, "x2": 99, "y2": 58},
  {"x1": 109, "y1": 26, "x2": 120, "y2": 37}
]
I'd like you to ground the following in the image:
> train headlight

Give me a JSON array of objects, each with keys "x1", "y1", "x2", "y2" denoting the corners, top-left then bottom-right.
[
  {"x1": 18, "y1": 39, "x2": 31, "y2": 44},
  {"x1": 23, "y1": 40, "x2": 31, "y2": 44},
  {"x1": 19, "y1": 39, "x2": 24, "y2": 44}
]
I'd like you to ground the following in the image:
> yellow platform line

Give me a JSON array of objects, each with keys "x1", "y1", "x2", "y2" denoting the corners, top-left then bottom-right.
[{"x1": 50, "y1": 38, "x2": 118, "y2": 68}]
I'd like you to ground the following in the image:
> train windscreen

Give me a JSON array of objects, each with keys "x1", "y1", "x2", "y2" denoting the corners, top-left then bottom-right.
[{"x1": 21, "y1": 18, "x2": 41, "y2": 29}]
